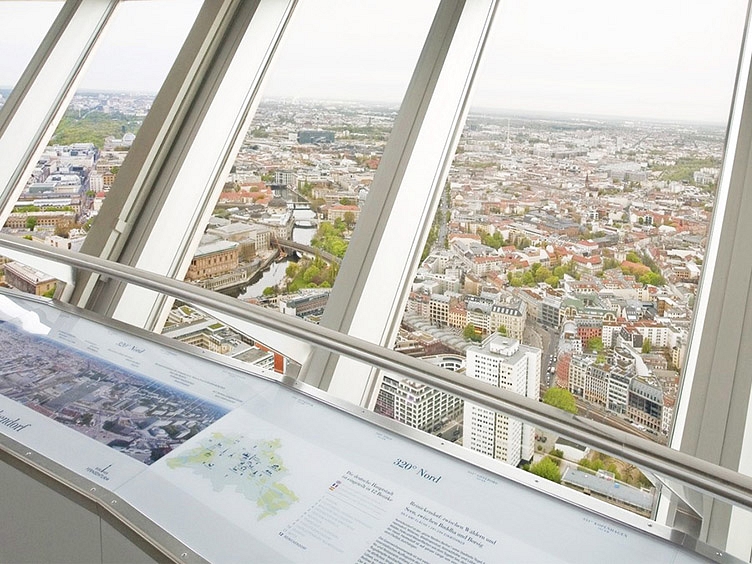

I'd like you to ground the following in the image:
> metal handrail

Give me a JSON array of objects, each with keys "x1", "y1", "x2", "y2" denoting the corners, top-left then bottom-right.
[{"x1": 2, "y1": 232, "x2": 752, "y2": 512}]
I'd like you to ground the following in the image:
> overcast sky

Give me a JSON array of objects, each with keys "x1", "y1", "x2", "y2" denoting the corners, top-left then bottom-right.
[{"x1": 0, "y1": 0, "x2": 748, "y2": 123}]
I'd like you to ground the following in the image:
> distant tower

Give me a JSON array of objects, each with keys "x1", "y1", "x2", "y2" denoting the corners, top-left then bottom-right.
[
  {"x1": 585, "y1": 173, "x2": 598, "y2": 198},
  {"x1": 503, "y1": 118, "x2": 512, "y2": 157},
  {"x1": 463, "y1": 335, "x2": 541, "y2": 466}
]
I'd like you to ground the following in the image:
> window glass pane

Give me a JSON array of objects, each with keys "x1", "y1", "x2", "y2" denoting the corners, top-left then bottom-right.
[
  {"x1": 0, "y1": 1, "x2": 63, "y2": 107},
  {"x1": 476, "y1": 1, "x2": 744, "y2": 123},
  {"x1": 2, "y1": 1, "x2": 201, "y2": 295},
  {"x1": 170, "y1": 1, "x2": 438, "y2": 372},
  {"x1": 385, "y1": 0, "x2": 747, "y2": 517},
  {"x1": 213, "y1": 0, "x2": 437, "y2": 304}
]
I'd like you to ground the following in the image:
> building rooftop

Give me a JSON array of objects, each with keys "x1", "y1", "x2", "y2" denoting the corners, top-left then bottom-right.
[
  {"x1": 562, "y1": 467, "x2": 654, "y2": 513},
  {"x1": 194, "y1": 240, "x2": 238, "y2": 257},
  {"x1": 5, "y1": 261, "x2": 55, "y2": 284}
]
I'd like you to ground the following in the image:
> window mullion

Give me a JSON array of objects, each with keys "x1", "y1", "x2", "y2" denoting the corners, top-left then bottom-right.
[
  {"x1": 301, "y1": 0, "x2": 500, "y2": 407},
  {"x1": 70, "y1": 0, "x2": 299, "y2": 344},
  {"x1": 665, "y1": 0, "x2": 752, "y2": 555},
  {"x1": 0, "y1": 0, "x2": 119, "y2": 229}
]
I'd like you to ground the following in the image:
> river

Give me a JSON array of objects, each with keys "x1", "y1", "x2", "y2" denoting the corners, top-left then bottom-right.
[{"x1": 237, "y1": 209, "x2": 316, "y2": 299}]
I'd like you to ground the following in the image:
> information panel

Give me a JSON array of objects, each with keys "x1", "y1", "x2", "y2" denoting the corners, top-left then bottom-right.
[
  {"x1": 0, "y1": 292, "x2": 266, "y2": 489},
  {"x1": 0, "y1": 291, "x2": 709, "y2": 563}
]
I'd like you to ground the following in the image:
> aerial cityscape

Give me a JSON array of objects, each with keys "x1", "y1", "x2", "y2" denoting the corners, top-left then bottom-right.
[
  {"x1": 0, "y1": 319, "x2": 228, "y2": 464},
  {"x1": 0, "y1": 90, "x2": 726, "y2": 512}
]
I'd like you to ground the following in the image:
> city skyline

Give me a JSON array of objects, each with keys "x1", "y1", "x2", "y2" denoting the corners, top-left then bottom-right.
[{"x1": 0, "y1": 0, "x2": 747, "y2": 123}]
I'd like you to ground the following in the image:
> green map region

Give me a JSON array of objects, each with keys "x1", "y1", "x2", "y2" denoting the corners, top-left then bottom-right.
[{"x1": 166, "y1": 433, "x2": 299, "y2": 519}]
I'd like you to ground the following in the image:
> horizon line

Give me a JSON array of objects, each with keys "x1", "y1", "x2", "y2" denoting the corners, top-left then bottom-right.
[{"x1": 0, "y1": 87, "x2": 729, "y2": 128}]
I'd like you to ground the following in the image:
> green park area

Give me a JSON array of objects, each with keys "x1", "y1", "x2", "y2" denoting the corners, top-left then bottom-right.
[{"x1": 52, "y1": 110, "x2": 142, "y2": 148}]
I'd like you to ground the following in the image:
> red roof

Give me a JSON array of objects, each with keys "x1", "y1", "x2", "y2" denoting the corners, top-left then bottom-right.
[
  {"x1": 474, "y1": 255, "x2": 502, "y2": 263},
  {"x1": 573, "y1": 254, "x2": 602, "y2": 265},
  {"x1": 219, "y1": 191, "x2": 245, "y2": 202},
  {"x1": 449, "y1": 233, "x2": 481, "y2": 242}
]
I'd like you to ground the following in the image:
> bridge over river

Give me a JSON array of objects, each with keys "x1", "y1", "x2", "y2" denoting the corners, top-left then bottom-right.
[{"x1": 274, "y1": 238, "x2": 341, "y2": 265}]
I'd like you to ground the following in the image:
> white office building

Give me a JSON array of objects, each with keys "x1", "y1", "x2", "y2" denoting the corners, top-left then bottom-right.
[{"x1": 463, "y1": 335, "x2": 541, "y2": 467}]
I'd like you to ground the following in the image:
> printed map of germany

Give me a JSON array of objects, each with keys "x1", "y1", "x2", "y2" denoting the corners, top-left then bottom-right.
[{"x1": 167, "y1": 433, "x2": 298, "y2": 519}]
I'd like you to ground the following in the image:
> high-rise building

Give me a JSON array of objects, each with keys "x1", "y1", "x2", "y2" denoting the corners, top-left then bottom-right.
[{"x1": 463, "y1": 335, "x2": 541, "y2": 466}]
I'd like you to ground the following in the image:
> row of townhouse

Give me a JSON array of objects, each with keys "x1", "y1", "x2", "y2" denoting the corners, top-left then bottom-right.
[
  {"x1": 406, "y1": 290, "x2": 527, "y2": 341},
  {"x1": 563, "y1": 348, "x2": 674, "y2": 434}
]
